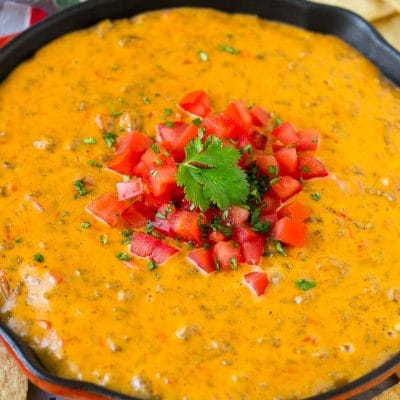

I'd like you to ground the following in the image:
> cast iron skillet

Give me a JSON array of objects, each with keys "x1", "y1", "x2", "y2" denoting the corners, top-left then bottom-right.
[{"x1": 0, "y1": 1, "x2": 400, "y2": 399}]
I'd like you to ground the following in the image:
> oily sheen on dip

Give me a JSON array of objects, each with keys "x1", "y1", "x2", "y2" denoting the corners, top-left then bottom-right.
[{"x1": 0, "y1": 8, "x2": 400, "y2": 400}]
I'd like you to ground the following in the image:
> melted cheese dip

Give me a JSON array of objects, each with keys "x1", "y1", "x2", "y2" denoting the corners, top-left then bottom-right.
[{"x1": 0, "y1": 8, "x2": 400, "y2": 400}]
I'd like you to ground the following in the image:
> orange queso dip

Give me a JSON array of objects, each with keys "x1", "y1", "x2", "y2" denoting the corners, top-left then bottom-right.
[{"x1": 1, "y1": 7, "x2": 400, "y2": 400}]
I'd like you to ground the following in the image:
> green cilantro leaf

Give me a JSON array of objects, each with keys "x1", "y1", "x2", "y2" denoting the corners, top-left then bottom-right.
[
  {"x1": 177, "y1": 136, "x2": 249, "y2": 211},
  {"x1": 33, "y1": 253, "x2": 44, "y2": 263},
  {"x1": 311, "y1": 192, "x2": 321, "y2": 201},
  {"x1": 219, "y1": 44, "x2": 241, "y2": 55},
  {"x1": 295, "y1": 279, "x2": 316, "y2": 291},
  {"x1": 74, "y1": 179, "x2": 87, "y2": 196},
  {"x1": 103, "y1": 132, "x2": 117, "y2": 148}
]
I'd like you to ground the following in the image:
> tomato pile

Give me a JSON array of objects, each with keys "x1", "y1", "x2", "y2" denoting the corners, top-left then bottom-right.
[{"x1": 86, "y1": 91, "x2": 328, "y2": 296}]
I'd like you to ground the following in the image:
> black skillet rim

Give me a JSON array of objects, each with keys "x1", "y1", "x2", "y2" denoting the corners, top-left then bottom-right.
[{"x1": 0, "y1": 1, "x2": 399, "y2": 399}]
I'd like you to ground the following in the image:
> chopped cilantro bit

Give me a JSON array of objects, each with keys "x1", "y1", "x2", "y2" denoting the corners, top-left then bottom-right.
[
  {"x1": 275, "y1": 241, "x2": 287, "y2": 257},
  {"x1": 256, "y1": 53, "x2": 265, "y2": 60},
  {"x1": 121, "y1": 175, "x2": 130, "y2": 182},
  {"x1": 164, "y1": 121, "x2": 175, "y2": 128},
  {"x1": 150, "y1": 169, "x2": 158, "y2": 177},
  {"x1": 187, "y1": 241, "x2": 195, "y2": 250},
  {"x1": 269, "y1": 177, "x2": 281, "y2": 185},
  {"x1": 240, "y1": 144, "x2": 253, "y2": 154},
  {"x1": 148, "y1": 260, "x2": 157, "y2": 271},
  {"x1": 203, "y1": 243, "x2": 211, "y2": 249},
  {"x1": 111, "y1": 109, "x2": 123, "y2": 117},
  {"x1": 210, "y1": 215, "x2": 233, "y2": 237},
  {"x1": 33, "y1": 253, "x2": 44, "y2": 263},
  {"x1": 74, "y1": 179, "x2": 87, "y2": 196},
  {"x1": 15, "y1": 237, "x2": 23, "y2": 244},
  {"x1": 164, "y1": 108, "x2": 173, "y2": 116},
  {"x1": 192, "y1": 118, "x2": 202, "y2": 126},
  {"x1": 198, "y1": 127, "x2": 206, "y2": 139},
  {"x1": 311, "y1": 192, "x2": 321, "y2": 201},
  {"x1": 177, "y1": 136, "x2": 249, "y2": 211},
  {"x1": 301, "y1": 165, "x2": 311, "y2": 173},
  {"x1": 103, "y1": 132, "x2": 117, "y2": 148},
  {"x1": 150, "y1": 143, "x2": 161, "y2": 154},
  {"x1": 154, "y1": 271, "x2": 161, "y2": 280},
  {"x1": 250, "y1": 207, "x2": 271, "y2": 233},
  {"x1": 80, "y1": 221, "x2": 90, "y2": 228},
  {"x1": 198, "y1": 50, "x2": 209, "y2": 61},
  {"x1": 229, "y1": 258, "x2": 238, "y2": 270},
  {"x1": 100, "y1": 234, "x2": 108, "y2": 245},
  {"x1": 155, "y1": 212, "x2": 167, "y2": 220},
  {"x1": 111, "y1": 64, "x2": 120, "y2": 71},
  {"x1": 275, "y1": 117, "x2": 283, "y2": 126},
  {"x1": 155, "y1": 159, "x2": 162, "y2": 166},
  {"x1": 83, "y1": 137, "x2": 97, "y2": 144},
  {"x1": 219, "y1": 44, "x2": 240, "y2": 55},
  {"x1": 116, "y1": 252, "x2": 132, "y2": 261},
  {"x1": 245, "y1": 163, "x2": 269, "y2": 204},
  {"x1": 87, "y1": 160, "x2": 102, "y2": 168},
  {"x1": 267, "y1": 165, "x2": 278, "y2": 176},
  {"x1": 145, "y1": 221, "x2": 154, "y2": 234},
  {"x1": 295, "y1": 279, "x2": 316, "y2": 291},
  {"x1": 121, "y1": 230, "x2": 133, "y2": 244},
  {"x1": 143, "y1": 97, "x2": 151, "y2": 104}
]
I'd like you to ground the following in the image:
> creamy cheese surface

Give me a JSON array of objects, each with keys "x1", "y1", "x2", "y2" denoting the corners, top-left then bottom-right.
[{"x1": 0, "y1": 8, "x2": 400, "y2": 400}]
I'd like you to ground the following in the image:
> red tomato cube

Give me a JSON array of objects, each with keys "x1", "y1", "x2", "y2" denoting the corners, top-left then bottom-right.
[
  {"x1": 188, "y1": 248, "x2": 216, "y2": 274},
  {"x1": 244, "y1": 271, "x2": 269, "y2": 296}
]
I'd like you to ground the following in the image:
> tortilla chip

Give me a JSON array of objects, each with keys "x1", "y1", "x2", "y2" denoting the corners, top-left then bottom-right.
[
  {"x1": 373, "y1": 382, "x2": 400, "y2": 399},
  {"x1": 374, "y1": 13, "x2": 400, "y2": 51},
  {"x1": 310, "y1": 0, "x2": 395, "y2": 21},
  {"x1": 0, "y1": 342, "x2": 28, "y2": 400}
]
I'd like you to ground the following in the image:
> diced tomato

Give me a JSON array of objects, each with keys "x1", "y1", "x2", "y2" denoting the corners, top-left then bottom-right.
[
  {"x1": 249, "y1": 106, "x2": 270, "y2": 127},
  {"x1": 255, "y1": 154, "x2": 279, "y2": 177},
  {"x1": 213, "y1": 241, "x2": 243, "y2": 269},
  {"x1": 138, "y1": 143, "x2": 178, "y2": 196},
  {"x1": 171, "y1": 185, "x2": 185, "y2": 204},
  {"x1": 107, "y1": 131, "x2": 152, "y2": 175},
  {"x1": 260, "y1": 194, "x2": 281, "y2": 214},
  {"x1": 297, "y1": 156, "x2": 329, "y2": 180},
  {"x1": 250, "y1": 131, "x2": 268, "y2": 150},
  {"x1": 272, "y1": 217, "x2": 308, "y2": 247},
  {"x1": 115, "y1": 131, "x2": 152, "y2": 155},
  {"x1": 209, "y1": 231, "x2": 226, "y2": 243},
  {"x1": 233, "y1": 225, "x2": 263, "y2": 265},
  {"x1": 188, "y1": 248, "x2": 216, "y2": 274},
  {"x1": 170, "y1": 210, "x2": 202, "y2": 244},
  {"x1": 271, "y1": 141, "x2": 286, "y2": 153},
  {"x1": 144, "y1": 192, "x2": 171, "y2": 209},
  {"x1": 277, "y1": 201, "x2": 310, "y2": 222},
  {"x1": 145, "y1": 164, "x2": 177, "y2": 197},
  {"x1": 274, "y1": 147, "x2": 298, "y2": 176},
  {"x1": 153, "y1": 204, "x2": 176, "y2": 234},
  {"x1": 225, "y1": 101, "x2": 253, "y2": 130},
  {"x1": 157, "y1": 123, "x2": 198, "y2": 162},
  {"x1": 116, "y1": 177, "x2": 144, "y2": 201},
  {"x1": 271, "y1": 122, "x2": 298, "y2": 145},
  {"x1": 121, "y1": 201, "x2": 155, "y2": 228},
  {"x1": 244, "y1": 271, "x2": 269, "y2": 296},
  {"x1": 296, "y1": 130, "x2": 319, "y2": 151},
  {"x1": 270, "y1": 176, "x2": 302, "y2": 201},
  {"x1": 260, "y1": 212, "x2": 278, "y2": 226},
  {"x1": 179, "y1": 90, "x2": 212, "y2": 117},
  {"x1": 225, "y1": 206, "x2": 249, "y2": 225},
  {"x1": 86, "y1": 193, "x2": 129, "y2": 227},
  {"x1": 106, "y1": 150, "x2": 137, "y2": 176},
  {"x1": 130, "y1": 232, "x2": 177, "y2": 263},
  {"x1": 203, "y1": 113, "x2": 243, "y2": 140}
]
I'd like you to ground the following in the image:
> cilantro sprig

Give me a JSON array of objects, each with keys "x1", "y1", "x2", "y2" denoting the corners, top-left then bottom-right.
[{"x1": 177, "y1": 135, "x2": 249, "y2": 211}]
